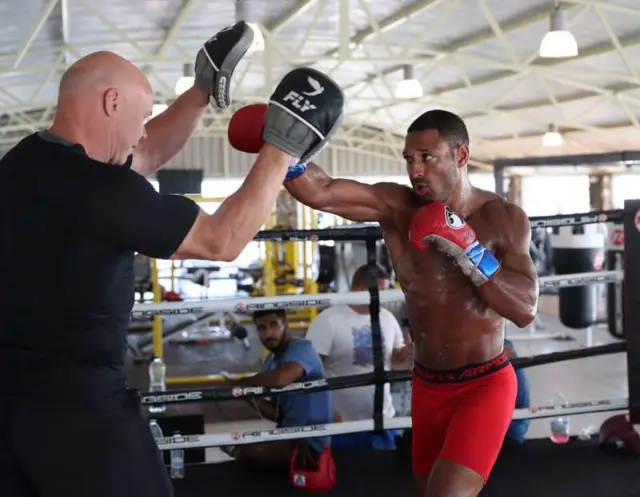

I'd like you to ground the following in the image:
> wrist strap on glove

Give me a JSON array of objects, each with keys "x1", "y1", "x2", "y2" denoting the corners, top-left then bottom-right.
[
  {"x1": 465, "y1": 242, "x2": 501, "y2": 284},
  {"x1": 285, "y1": 163, "x2": 307, "y2": 182}
]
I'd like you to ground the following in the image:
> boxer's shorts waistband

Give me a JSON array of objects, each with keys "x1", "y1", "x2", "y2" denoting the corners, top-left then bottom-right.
[{"x1": 413, "y1": 352, "x2": 509, "y2": 384}]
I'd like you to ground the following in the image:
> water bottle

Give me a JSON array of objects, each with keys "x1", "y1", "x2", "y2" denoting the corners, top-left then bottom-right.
[
  {"x1": 148, "y1": 419, "x2": 164, "y2": 440},
  {"x1": 549, "y1": 392, "x2": 570, "y2": 444},
  {"x1": 148, "y1": 357, "x2": 167, "y2": 414},
  {"x1": 170, "y1": 431, "x2": 185, "y2": 479}
]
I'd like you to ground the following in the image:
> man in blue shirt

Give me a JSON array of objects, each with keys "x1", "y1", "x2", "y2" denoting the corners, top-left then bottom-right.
[
  {"x1": 503, "y1": 339, "x2": 531, "y2": 445},
  {"x1": 222, "y1": 309, "x2": 332, "y2": 467}
]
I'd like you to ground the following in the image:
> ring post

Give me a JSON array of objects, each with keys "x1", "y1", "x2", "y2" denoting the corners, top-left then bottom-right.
[
  {"x1": 151, "y1": 258, "x2": 163, "y2": 359},
  {"x1": 307, "y1": 208, "x2": 319, "y2": 321},
  {"x1": 623, "y1": 199, "x2": 640, "y2": 424},
  {"x1": 365, "y1": 236, "x2": 385, "y2": 434}
]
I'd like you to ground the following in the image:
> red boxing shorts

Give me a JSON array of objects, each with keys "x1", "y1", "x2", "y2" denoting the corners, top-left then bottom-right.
[{"x1": 411, "y1": 353, "x2": 517, "y2": 483}]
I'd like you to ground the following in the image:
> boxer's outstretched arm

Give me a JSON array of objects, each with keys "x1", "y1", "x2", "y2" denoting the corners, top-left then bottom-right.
[
  {"x1": 476, "y1": 203, "x2": 539, "y2": 327},
  {"x1": 173, "y1": 145, "x2": 295, "y2": 261},
  {"x1": 285, "y1": 162, "x2": 403, "y2": 222}
]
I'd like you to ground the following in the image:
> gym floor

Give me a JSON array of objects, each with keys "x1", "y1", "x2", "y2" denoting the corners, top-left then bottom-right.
[{"x1": 173, "y1": 440, "x2": 640, "y2": 497}]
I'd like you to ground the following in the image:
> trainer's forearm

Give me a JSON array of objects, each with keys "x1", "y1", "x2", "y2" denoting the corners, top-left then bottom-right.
[
  {"x1": 212, "y1": 145, "x2": 295, "y2": 258},
  {"x1": 136, "y1": 86, "x2": 209, "y2": 176},
  {"x1": 284, "y1": 162, "x2": 332, "y2": 209},
  {"x1": 476, "y1": 269, "x2": 538, "y2": 328}
]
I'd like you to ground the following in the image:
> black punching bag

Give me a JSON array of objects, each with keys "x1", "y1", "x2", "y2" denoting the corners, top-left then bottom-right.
[
  {"x1": 551, "y1": 225, "x2": 605, "y2": 329},
  {"x1": 605, "y1": 223, "x2": 625, "y2": 339}
]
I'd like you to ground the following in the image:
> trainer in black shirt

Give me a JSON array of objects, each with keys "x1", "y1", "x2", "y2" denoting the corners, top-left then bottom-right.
[{"x1": 0, "y1": 26, "x2": 302, "y2": 497}]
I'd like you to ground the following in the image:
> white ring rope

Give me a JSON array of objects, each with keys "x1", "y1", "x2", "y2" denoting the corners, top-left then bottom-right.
[
  {"x1": 155, "y1": 397, "x2": 628, "y2": 451},
  {"x1": 132, "y1": 270, "x2": 622, "y2": 318}
]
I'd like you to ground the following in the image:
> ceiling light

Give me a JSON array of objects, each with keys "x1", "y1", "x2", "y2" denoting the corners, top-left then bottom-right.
[
  {"x1": 236, "y1": 1, "x2": 264, "y2": 53},
  {"x1": 151, "y1": 104, "x2": 168, "y2": 118},
  {"x1": 395, "y1": 65, "x2": 423, "y2": 99},
  {"x1": 539, "y1": 6, "x2": 578, "y2": 58},
  {"x1": 247, "y1": 23, "x2": 265, "y2": 53},
  {"x1": 542, "y1": 124, "x2": 563, "y2": 147},
  {"x1": 175, "y1": 63, "x2": 194, "y2": 96}
]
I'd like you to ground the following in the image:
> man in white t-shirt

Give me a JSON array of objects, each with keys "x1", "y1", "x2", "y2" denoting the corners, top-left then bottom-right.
[{"x1": 306, "y1": 264, "x2": 413, "y2": 450}]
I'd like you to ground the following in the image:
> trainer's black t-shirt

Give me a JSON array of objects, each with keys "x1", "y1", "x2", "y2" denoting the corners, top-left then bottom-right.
[{"x1": 0, "y1": 133, "x2": 199, "y2": 398}]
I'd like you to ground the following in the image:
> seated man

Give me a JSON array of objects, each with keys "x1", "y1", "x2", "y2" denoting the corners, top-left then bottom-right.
[
  {"x1": 222, "y1": 309, "x2": 332, "y2": 467},
  {"x1": 503, "y1": 338, "x2": 531, "y2": 446},
  {"x1": 306, "y1": 264, "x2": 413, "y2": 450}
]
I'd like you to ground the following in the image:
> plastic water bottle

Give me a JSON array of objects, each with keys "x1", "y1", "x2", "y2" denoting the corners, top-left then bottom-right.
[
  {"x1": 148, "y1": 357, "x2": 167, "y2": 414},
  {"x1": 170, "y1": 431, "x2": 185, "y2": 479},
  {"x1": 148, "y1": 419, "x2": 164, "y2": 440},
  {"x1": 549, "y1": 392, "x2": 570, "y2": 444}
]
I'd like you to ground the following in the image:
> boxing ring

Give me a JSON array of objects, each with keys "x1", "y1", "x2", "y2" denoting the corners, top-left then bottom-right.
[{"x1": 133, "y1": 199, "x2": 640, "y2": 497}]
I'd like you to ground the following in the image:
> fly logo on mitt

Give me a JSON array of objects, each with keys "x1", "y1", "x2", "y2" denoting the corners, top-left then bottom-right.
[
  {"x1": 409, "y1": 202, "x2": 501, "y2": 286},
  {"x1": 266, "y1": 67, "x2": 344, "y2": 165},
  {"x1": 282, "y1": 76, "x2": 326, "y2": 112}
]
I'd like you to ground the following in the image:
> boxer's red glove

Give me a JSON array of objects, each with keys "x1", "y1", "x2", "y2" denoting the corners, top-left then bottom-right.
[
  {"x1": 228, "y1": 103, "x2": 308, "y2": 181},
  {"x1": 228, "y1": 103, "x2": 266, "y2": 153},
  {"x1": 409, "y1": 202, "x2": 501, "y2": 286}
]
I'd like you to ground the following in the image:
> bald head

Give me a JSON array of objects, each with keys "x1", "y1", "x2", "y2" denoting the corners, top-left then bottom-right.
[
  {"x1": 51, "y1": 51, "x2": 153, "y2": 165},
  {"x1": 59, "y1": 51, "x2": 150, "y2": 95}
]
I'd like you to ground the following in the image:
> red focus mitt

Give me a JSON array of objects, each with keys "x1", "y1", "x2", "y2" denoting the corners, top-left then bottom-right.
[{"x1": 228, "y1": 103, "x2": 267, "y2": 153}]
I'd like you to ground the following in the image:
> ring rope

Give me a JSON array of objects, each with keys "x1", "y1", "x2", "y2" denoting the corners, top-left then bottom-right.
[
  {"x1": 131, "y1": 270, "x2": 622, "y2": 318},
  {"x1": 252, "y1": 209, "x2": 623, "y2": 242},
  {"x1": 139, "y1": 342, "x2": 625, "y2": 406},
  {"x1": 155, "y1": 397, "x2": 628, "y2": 451}
]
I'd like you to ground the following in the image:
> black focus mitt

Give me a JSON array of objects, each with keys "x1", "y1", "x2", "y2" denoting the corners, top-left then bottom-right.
[{"x1": 194, "y1": 21, "x2": 254, "y2": 108}]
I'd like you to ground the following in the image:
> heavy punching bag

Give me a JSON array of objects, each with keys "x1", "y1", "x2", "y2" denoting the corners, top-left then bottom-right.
[
  {"x1": 551, "y1": 225, "x2": 605, "y2": 329},
  {"x1": 317, "y1": 245, "x2": 336, "y2": 291},
  {"x1": 605, "y1": 223, "x2": 625, "y2": 339}
]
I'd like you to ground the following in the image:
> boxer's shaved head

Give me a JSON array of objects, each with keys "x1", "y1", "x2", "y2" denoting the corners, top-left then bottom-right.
[{"x1": 50, "y1": 51, "x2": 154, "y2": 165}]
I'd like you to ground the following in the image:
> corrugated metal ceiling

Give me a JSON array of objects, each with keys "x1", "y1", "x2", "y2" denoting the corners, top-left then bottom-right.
[{"x1": 1, "y1": 0, "x2": 640, "y2": 170}]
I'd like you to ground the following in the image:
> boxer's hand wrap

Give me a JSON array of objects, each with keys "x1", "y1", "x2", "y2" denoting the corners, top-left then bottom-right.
[
  {"x1": 263, "y1": 67, "x2": 345, "y2": 163},
  {"x1": 285, "y1": 163, "x2": 307, "y2": 181},
  {"x1": 195, "y1": 21, "x2": 253, "y2": 108},
  {"x1": 409, "y1": 202, "x2": 501, "y2": 286}
]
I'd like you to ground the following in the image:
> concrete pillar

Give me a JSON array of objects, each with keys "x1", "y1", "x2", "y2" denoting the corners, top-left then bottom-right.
[
  {"x1": 506, "y1": 175, "x2": 522, "y2": 206},
  {"x1": 275, "y1": 189, "x2": 298, "y2": 228},
  {"x1": 589, "y1": 174, "x2": 612, "y2": 211}
]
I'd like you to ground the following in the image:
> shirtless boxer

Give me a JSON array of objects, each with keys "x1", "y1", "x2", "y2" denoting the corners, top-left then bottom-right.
[
  {"x1": 0, "y1": 22, "x2": 345, "y2": 497},
  {"x1": 228, "y1": 107, "x2": 539, "y2": 497}
]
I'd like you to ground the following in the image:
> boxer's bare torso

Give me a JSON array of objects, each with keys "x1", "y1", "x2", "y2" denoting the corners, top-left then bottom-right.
[
  {"x1": 378, "y1": 184, "x2": 507, "y2": 369},
  {"x1": 284, "y1": 115, "x2": 538, "y2": 497}
]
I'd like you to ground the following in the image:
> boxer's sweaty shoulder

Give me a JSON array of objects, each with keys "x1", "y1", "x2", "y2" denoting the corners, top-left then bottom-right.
[
  {"x1": 466, "y1": 193, "x2": 516, "y2": 251},
  {"x1": 374, "y1": 182, "x2": 415, "y2": 222},
  {"x1": 382, "y1": 189, "x2": 509, "y2": 368}
]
